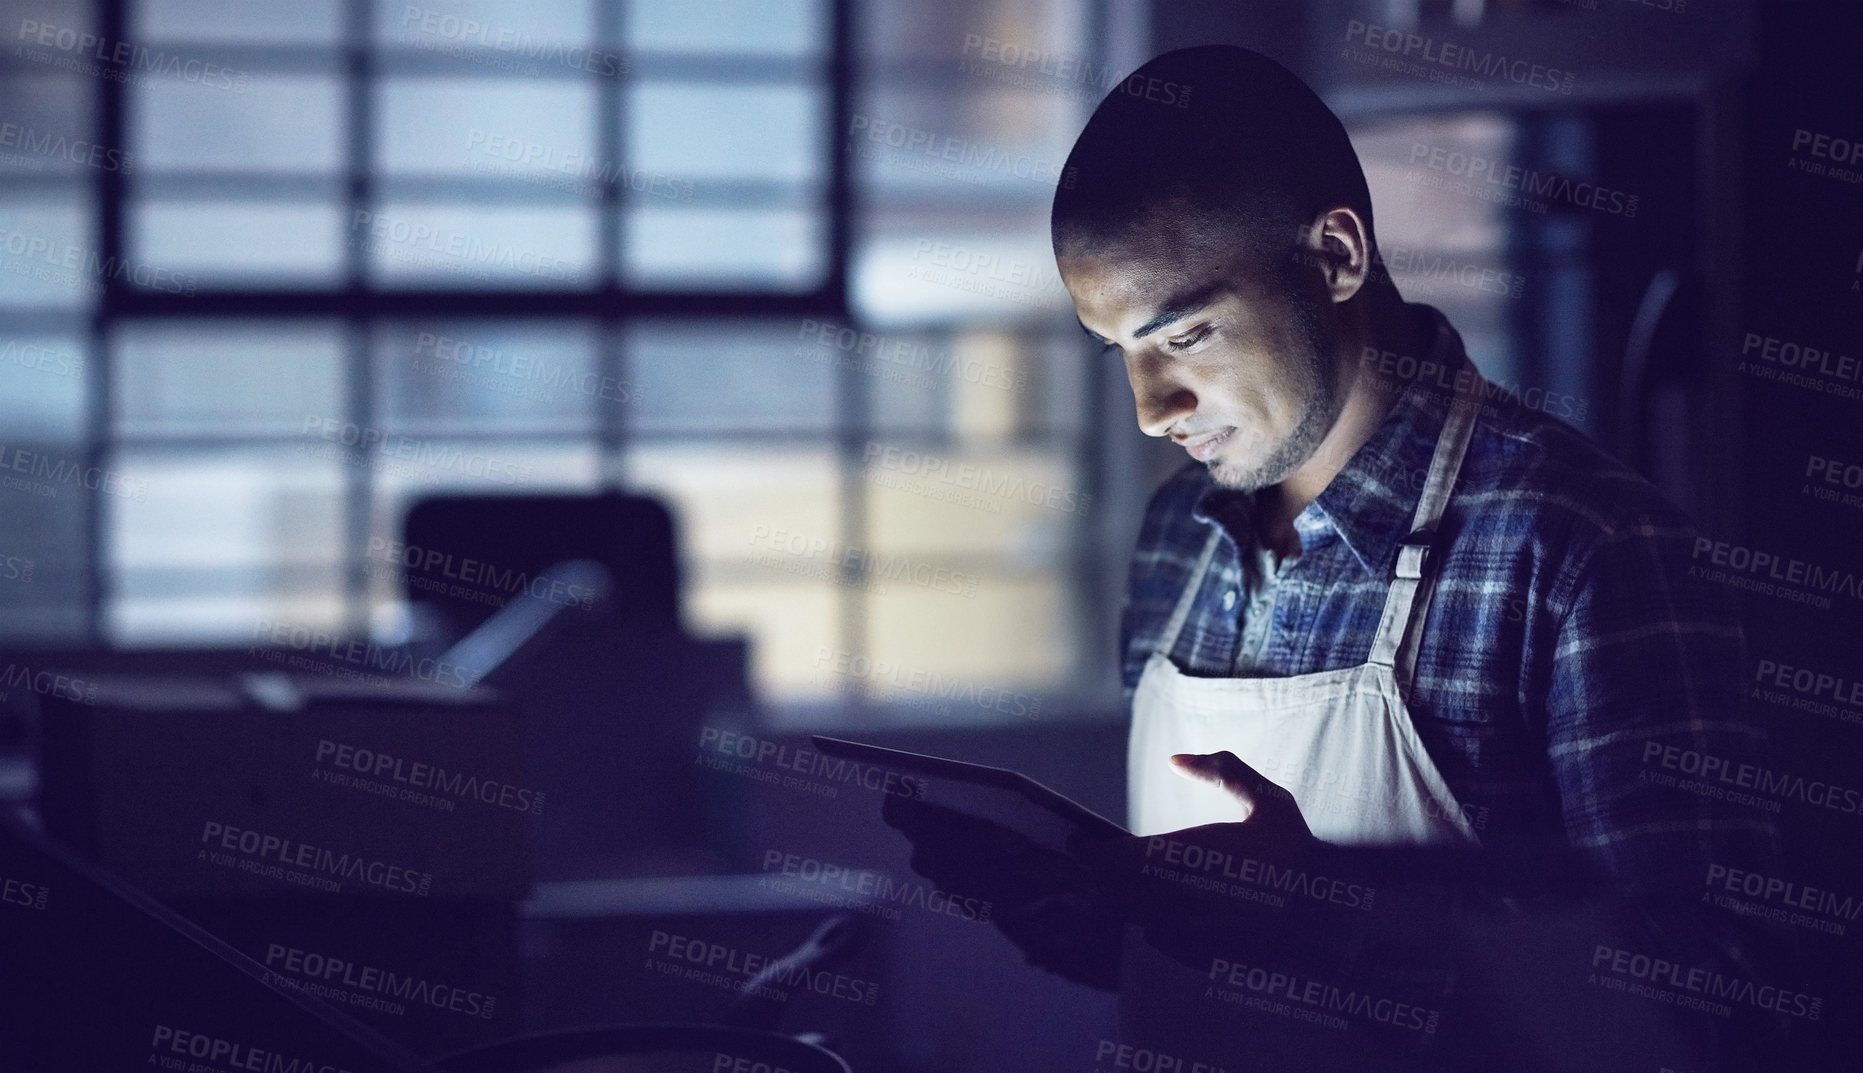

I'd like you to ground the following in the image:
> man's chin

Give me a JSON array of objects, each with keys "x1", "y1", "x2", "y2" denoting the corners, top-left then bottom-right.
[
  {"x1": 1206, "y1": 439, "x2": 1305, "y2": 493},
  {"x1": 1205, "y1": 456, "x2": 1272, "y2": 493}
]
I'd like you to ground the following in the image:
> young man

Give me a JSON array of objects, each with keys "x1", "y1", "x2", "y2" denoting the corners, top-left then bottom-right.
[{"x1": 892, "y1": 45, "x2": 1787, "y2": 1071}]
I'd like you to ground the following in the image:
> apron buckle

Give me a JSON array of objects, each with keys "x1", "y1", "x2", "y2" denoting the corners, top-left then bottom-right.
[{"x1": 1395, "y1": 528, "x2": 1435, "y2": 580}]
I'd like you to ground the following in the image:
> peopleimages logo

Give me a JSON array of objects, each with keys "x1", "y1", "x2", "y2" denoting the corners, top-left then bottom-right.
[
  {"x1": 1690, "y1": 537, "x2": 1861, "y2": 609},
  {"x1": 1406, "y1": 143, "x2": 1636, "y2": 216},
  {"x1": 300, "y1": 415, "x2": 535, "y2": 486},
  {"x1": 252, "y1": 618, "x2": 474, "y2": 689},
  {"x1": 747, "y1": 524, "x2": 982, "y2": 598},
  {"x1": 0, "y1": 662, "x2": 99, "y2": 705},
  {"x1": 314, "y1": 739, "x2": 545, "y2": 815},
  {"x1": 695, "y1": 727, "x2": 928, "y2": 800},
  {"x1": 1703, "y1": 863, "x2": 1861, "y2": 936},
  {"x1": 1590, "y1": 945, "x2": 1822, "y2": 1020},
  {"x1": 0, "y1": 225, "x2": 198, "y2": 294},
  {"x1": 148, "y1": 1026, "x2": 350, "y2": 1073},
  {"x1": 1751, "y1": 658, "x2": 1863, "y2": 725},
  {"x1": 847, "y1": 114, "x2": 1077, "y2": 189},
  {"x1": 0, "y1": 120, "x2": 131, "y2": 172},
  {"x1": 794, "y1": 319, "x2": 1027, "y2": 393},
  {"x1": 15, "y1": 19, "x2": 249, "y2": 92},
  {"x1": 1206, "y1": 955, "x2": 1440, "y2": 1034},
  {"x1": 399, "y1": 6, "x2": 627, "y2": 78},
  {"x1": 1640, "y1": 741, "x2": 1860, "y2": 819},
  {"x1": 1737, "y1": 330, "x2": 1863, "y2": 403},
  {"x1": 366, "y1": 537, "x2": 599, "y2": 612},
  {"x1": 198, "y1": 820, "x2": 435, "y2": 896},
  {"x1": 1345, "y1": 20, "x2": 1575, "y2": 94},
  {"x1": 811, "y1": 647, "x2": 1042, "y2": 720},
  {"x1": 264, "y1": 943, "x2": 497, "y2": 1021},
  {"x1": 958, "y1": 34, "x2": 1194, "y2": 109},
  {"x1": 862, "y1": 441, "x2": 1092, "y2": 517},
  {"x1": 1141, "y1": 836, "x2": 1376, "y2": 911},
  {"x1": 1093, "y1": 1039, "x2": 1228, "y2": 1073},
  {"x1": 645, "y1": 928, "x2": 880, "y2": 1007},
  {"x1": 2, "y1": 874, "x2": 48, "y2": 911},
  {"x1": 1788, "y1": 127, "x2": 1863, "y2": 185},
  {"x1": 759, "y1": 848, "x2": 993, "y2": 924}
]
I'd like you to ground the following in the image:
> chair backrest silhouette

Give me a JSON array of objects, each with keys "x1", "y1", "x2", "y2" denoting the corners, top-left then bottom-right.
[{"x1": 401, "y1": 490, "x2": 682, "y2": 639}]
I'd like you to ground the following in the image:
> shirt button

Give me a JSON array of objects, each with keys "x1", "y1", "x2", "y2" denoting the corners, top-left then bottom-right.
[{"x1": 1222, "y1": 590, "x2": 1237, "y2": 611}]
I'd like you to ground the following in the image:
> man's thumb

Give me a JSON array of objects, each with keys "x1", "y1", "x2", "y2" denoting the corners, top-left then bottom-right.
[{"x1": 1170, "y1": 751, "x2": 1276, "y2": 819}]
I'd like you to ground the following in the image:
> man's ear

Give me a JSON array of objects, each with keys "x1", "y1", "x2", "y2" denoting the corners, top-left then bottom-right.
[{"x1": 1298, "y1": 207, "x2": 1376, "y2": 304}]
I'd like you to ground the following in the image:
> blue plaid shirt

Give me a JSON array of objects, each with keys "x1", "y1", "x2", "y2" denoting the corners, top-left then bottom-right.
[{"x1": 1120, "y1": 305, "x2": 1778, "y2": 898}]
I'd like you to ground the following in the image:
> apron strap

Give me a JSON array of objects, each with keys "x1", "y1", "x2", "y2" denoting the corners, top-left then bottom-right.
[
  {"x1": 1154, "y1": 527, "x2": 1224, "y2": 659},
  {"x1": 1367, "y1": 368, "x2": 1486, "y2": 679}
]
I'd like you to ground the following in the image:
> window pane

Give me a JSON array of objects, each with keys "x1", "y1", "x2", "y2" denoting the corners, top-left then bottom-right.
[
  {"x1": 131, "y1": 199, "x2": 344, "y2": 285},
  {"x1": 133, "y1": 0, "x2": 343, "y2": 44},
  {"x1": 867, "y1": 578, "x2": 1070, "y2": 697},
  {"x1": 628, "y1": 320, "x2": 835, "y2": 434},
  {"x1": 0, "y1": 331, "x2": 92, "y2": 643},
  {"x1": 107, "y1": 448, "x2": 347, "y2": 645},
  {"x1": 361, "y1": 202, "x2": 599, "y2": 288},
  {"x1": 692, "y1": 579, "x2": 839, "y2": 702},
  {"x1": 377, "y1": 78, "x2": 597, "y2": 179},
  {"x1": 862, "y1": 0, "x2": 1085, "y2": 61},
  {"x1": 624, "y1": 444, "x2": 840, "y2": 563},
  {"x1": 375, "y1": 0, "x2": 597, "y2": 50},
  {"x1": 132, "y1": 76, "x2": 344, "y2": 173},
  {"x1": 0, "y1": 77, "x2": 101, "y2": 178},
  {"x1": 374, "y1": 320, "x2": 603, "y2": 435},
  {"x1": 625, "y1": 206, "x2": 823, "y2": 289},
  {"x1": 629, "y1": 82, "x2": 823, "y2": 186},
  {"x1": 863, "y1": 444, "x2": 1081, "y2": 559},
  {"x1": 852, "y1": 225, "x2": 1072, "y2": 322},
  {"x1": 0, "y1": 196, "x2": 95, "y2": 311},
  {"x1": 377, "y1": 438, "x2": 601, "y2": 491},
  {"x1": 851, "y1": 86, "x2": 1082, "y2": 199},
  {"x1": 625, "y1": 443, "x2": 842, "y2": 703},
  {"x1": 626, "y1": 0, "x2": 825, "y2": 57},
  {"x1": 1350, "y1": 112, "x2": 1523, "y2": 385},
  {"x1": 0, "y1": 469, "x2": 87, "y2": 642},
  {"x1": 865, "y1": 329, "x2": 1064, "y2": 437},
  {"x1": 114, "y1": 321, "x2": 345, "y2": 436},
  {"x1": 0, "y1": 331, "x2": 87, "y2": 439}
]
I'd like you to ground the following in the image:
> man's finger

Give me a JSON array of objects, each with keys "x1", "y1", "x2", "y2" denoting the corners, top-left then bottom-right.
[
  {"x1": 1170, "y1": 750, "x2": 1273, "y2": 807},
  {"x1": 1170, "y1": 752, "x2": 1311, "y2": 836}
]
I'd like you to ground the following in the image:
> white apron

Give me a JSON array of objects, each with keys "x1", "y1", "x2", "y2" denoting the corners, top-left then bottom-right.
[
  {"x1": 1126, "y1": 366, "x2": 1488, "y2": 846},
  {"x1": 1113, "y1": 369, "x2": 1710, "y2": 1070},
  {"x1": 1112, "y1": 372, "x2": 1490, "y2": 1072}
]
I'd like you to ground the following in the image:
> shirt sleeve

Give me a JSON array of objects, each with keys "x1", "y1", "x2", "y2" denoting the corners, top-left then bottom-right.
[
  {"x1": 1540, "y1": 509, "x2": 1778, "y2": 890},
  {"x1": 1540, "y1": 507, "x2": 1797, "y2": 1064}
]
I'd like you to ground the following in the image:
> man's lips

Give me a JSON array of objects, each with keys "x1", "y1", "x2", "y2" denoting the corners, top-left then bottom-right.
[{"x1": 1175, "y1": 428, "x2": 1234, "y2": 462}]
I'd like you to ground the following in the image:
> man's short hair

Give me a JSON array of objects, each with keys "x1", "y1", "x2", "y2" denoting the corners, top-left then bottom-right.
[{"x1": 1051, "y1": 45, "x2": 1375, "y2": 268}]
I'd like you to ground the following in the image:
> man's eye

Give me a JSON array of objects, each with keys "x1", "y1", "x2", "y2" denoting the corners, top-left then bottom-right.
[{"x1": 1166, "y1": 326, "x2": 1211, "y2": 351}]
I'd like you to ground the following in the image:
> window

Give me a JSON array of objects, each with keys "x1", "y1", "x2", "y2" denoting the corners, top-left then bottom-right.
[{"x1": 1, "y1": 0, "x2": 1121, "y2": 725}]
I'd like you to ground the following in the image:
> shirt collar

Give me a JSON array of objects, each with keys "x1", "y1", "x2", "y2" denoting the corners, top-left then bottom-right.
[{"x1": 1191, "y1": 303, "x2": 1472, "y2": 579}]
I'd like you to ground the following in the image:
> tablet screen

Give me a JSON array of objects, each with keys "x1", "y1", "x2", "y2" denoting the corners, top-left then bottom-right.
[{"x1": 809, "y1": 736, "x2": 1127, "y2": 852}]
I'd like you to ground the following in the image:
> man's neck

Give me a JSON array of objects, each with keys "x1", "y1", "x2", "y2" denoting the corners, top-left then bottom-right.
[{"x1": 1254, "y1": 293, "x2": 1424, "y2": 558}]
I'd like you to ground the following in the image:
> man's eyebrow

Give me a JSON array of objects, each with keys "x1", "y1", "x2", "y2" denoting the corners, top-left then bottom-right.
[{"x1": 1132, "y1": 282, "x2": 1225, "y2": 339}]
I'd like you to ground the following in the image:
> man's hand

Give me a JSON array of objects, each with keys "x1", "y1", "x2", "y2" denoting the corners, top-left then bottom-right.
[
  {"x1": 1165, "y1": 750, "x2": 1315, "y2": 836},
  {"x1": 881, "y1": 792, "x2": 1124, "y2": 991},
  {"x1": 1070, "y1": 751, "x2": 1326, "y2": 974},
  {"x1": 880, "y1": 751, "x2": 1321, "y2": 990},
  {"x1": 1083, "y1": 750, "x2": 1320, "y2": 889}
]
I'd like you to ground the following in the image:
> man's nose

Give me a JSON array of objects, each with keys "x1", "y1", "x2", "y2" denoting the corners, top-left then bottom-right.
[{"x1": 1133, "y1": 375, "x2": 1196, "y2": 438}]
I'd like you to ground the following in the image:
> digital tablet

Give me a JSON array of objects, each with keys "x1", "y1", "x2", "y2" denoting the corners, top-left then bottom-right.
[{"x1": 809, "y1": 735, "x2": 1129, "y2": 849}]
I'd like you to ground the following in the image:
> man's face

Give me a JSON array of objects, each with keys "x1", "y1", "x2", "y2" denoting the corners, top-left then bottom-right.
[{"x1": 1059, "y1": 211, "x2": 1343, "y2": 492}]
